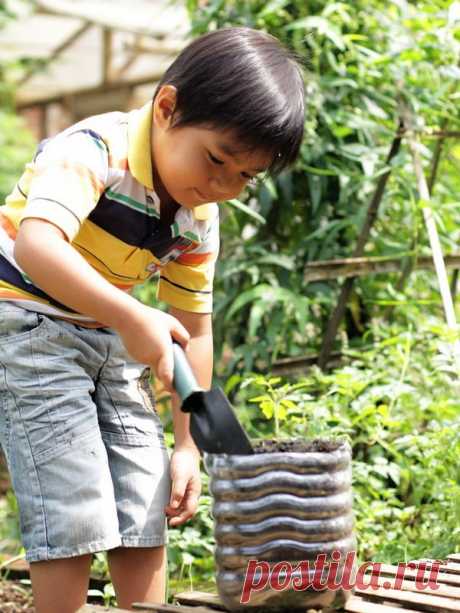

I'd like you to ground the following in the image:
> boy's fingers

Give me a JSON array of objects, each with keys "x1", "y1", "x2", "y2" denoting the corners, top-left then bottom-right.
[
  {"x1": 156, "y1": 347, "x2": 174, "y2": 392},
  {"x1": 170, "y1": 318, "x2": 190, "y2": 349},
  {"x1": 184, "y1": 490, "x2": 199, "y2": 516},
  {"x1": 168, "y1": 510, "x2": 191, "y2": 526},
  {"x1": 166, "y1": 483, "x2": 200, "y2": 526},
  {"x1": 167, "y1": 501, "x2": 199, "y2": 526},
  {"x1": 169, "y1": 476, "x2": 187, "y2": 509}
]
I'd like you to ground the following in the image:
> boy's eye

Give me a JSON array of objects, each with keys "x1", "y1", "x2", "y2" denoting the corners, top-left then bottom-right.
[
  {"x1": 207, "y1": 150, "x2": 263, "y2": 186},
  {"x1": 208, "y1": 152, "x2": 224, "y2": 165}
]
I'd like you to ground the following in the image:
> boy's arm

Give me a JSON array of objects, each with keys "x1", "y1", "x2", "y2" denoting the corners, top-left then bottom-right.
[
  {"x1": 14, "y1": 218, "x2": 190, "y2": 390},
  {"x1": 164, "y1": 307, "x2": 213, "y2": 526},
  {"x1": 15, "y1": 218, "x2": 209, "y2": 526}
]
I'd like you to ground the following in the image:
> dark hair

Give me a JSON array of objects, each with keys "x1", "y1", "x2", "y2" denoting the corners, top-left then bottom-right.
[{"x1": 153, "y1": 27, "x2": 305, "y2": 174}]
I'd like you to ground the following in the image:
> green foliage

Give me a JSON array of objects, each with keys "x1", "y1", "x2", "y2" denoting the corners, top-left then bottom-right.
[
  {"x1": 0, "y1": 110, "x2": 35, "y2": 203},
  {"x1": 183, "y1": 0, "x2": 460, "y2": 374},
  {"x1": 232, "y1": 316, "x2": 460, "y2": 562},
  {"x1": 241, "y1": 375, "x2": 311, "y2": 438},
  {"x1": 0, "y1": 3, "x2": 35, "y2": 202},
  {"x1": 0, "y1": 489, "x2": 22, "y2": 558}
]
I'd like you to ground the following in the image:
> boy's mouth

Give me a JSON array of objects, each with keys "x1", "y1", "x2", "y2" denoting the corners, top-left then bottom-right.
[{"x1": 194, "y1": 188, "x2": 213, "y2": 202}]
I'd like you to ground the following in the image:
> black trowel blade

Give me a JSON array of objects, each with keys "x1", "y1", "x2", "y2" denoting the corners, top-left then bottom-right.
[{"x1": 182, "y1": 387, "x2": 254, "y2": 455}]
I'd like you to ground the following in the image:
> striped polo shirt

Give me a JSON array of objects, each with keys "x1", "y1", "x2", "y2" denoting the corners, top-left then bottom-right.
[{"x1": 0, "y1": 101, "x2": 219, "y2": 324}]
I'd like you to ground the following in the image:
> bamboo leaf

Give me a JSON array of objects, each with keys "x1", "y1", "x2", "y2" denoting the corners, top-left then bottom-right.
[
  {"x1": 225, "y1": 199, "x2": 266, "y2": 224},
  {"x1": 286, "y1": 16, "x2": 345, "y2": 50}
]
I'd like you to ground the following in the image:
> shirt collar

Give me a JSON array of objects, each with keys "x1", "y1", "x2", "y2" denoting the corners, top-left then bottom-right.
[{"x1": 127, "y1": 101, "x2": 214, "y2": 222}]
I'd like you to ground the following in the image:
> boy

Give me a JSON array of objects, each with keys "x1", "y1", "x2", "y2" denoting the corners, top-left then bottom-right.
[{"x1": 0, "y1": 26, "x2": 305, "y2": 612}]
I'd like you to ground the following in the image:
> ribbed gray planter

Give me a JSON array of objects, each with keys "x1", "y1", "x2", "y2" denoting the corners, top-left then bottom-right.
[{"x1": 204, "y1": 439, "x2": 355, "y2": 612}]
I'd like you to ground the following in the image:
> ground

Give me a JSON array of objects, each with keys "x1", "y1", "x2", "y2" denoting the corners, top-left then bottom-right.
[
  {"x1": 0, "y1": 453, "x2": 34, "y2": 612},
  {"x1": 0, "y1": 578, "x2": 34, "y2": 612}
]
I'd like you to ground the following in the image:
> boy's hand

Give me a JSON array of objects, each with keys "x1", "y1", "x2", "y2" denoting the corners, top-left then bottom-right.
[
  {"x1": 165, "y1": 446, "x2": 201, "y2": 527},
  {"x1": 117, "y1": 304, "x2": 190, "y2": 392}
]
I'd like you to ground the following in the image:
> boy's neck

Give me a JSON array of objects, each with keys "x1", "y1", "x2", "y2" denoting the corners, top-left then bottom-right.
[
  {"x1": 152, "y1": 161, "x2": 180, "y2": 225},
  {"x1": 160, "y1": 198, "x2": 180, "y2": 226}
]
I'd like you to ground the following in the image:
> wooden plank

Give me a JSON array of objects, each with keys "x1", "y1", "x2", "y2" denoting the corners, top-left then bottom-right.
[
  {"x1": 0, "y1": 556, "x2": 29, "y2": 573},
  {"x1": 409, "y1": 561, "x2": 460, "y2": 576},
  {"x1": 272, "y1": 349, "x2": 345, "y2": 375},
  {"x1": 345, "y1": 595, "x2": 422, "y2": 613},
  {"x1": 368, "y1": 577, "x2": 460, "y2": 600},
  {"x1": 304, "y1": 254, "x2": 460, "y2": 283},
  {"x1": 354, "y1": 585, "x2": 460, "y2": 611},
  {"x1": 78, "y1": 606, "x2": 133, "y2": 612},
  {"x1": 80, "y1": 603, "x2": 217, "y2": 613},
  {"x1": 448, "y1": 554, "x2": 460, "y2": 563},
  {"x1": 132, "y1": 603, "x2": 218, "y2": 613},
  {"x1": 365, "y1": 563, "x2": 460, "y2": 587},
  {"x1": 173, "y1": 591, "x2": 224, "y2": 609}
]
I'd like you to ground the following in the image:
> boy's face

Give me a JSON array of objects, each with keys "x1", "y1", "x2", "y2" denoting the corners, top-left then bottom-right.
[{"x1": 151, "y1": 85, "x2": 273, "y2": 209}]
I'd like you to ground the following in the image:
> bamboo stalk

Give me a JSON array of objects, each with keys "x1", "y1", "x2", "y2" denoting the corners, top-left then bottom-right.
[
  {"x1": 408, "y1": 140, "x2": 457, "y2": 326},
  {"x1": 406, "y1": 129, "x2": 460, "y2": 364},
  {"x1": 385, "y1": 117, "x2": 448, "y2": 315}
]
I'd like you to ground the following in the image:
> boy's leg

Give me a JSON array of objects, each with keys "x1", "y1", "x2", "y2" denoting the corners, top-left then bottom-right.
[
  {"x1": 107, "y1": 545, "x2": 167, "y2": 609},
  {"x1": 0, "y1": 308, "x2": 123, "y2": 608},
  {"x1": 95, "y1": 336, "x2": 171, "y2": 611},
  {"x1": 29, "y1": 553, "x2": 93, "y2": 613}
]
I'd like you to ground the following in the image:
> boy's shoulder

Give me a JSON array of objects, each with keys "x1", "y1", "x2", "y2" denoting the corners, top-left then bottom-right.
[
  {"x1": 66, "y1": 109, "x2": 128, "y2": 135},
  {"x1": 38, "y1": 104, "x2": 153, "y2": 164},
  {"x1": 33, "y1": 108, "x2": 134, "y2": 178},
  {"x1": 48, "y1": 109, "x2": 129, "y2": 150}
]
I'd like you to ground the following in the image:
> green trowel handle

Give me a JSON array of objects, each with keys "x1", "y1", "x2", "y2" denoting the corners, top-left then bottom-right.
[{"x1": 172, "y1": 342, "x2": 203, "y2": 402}]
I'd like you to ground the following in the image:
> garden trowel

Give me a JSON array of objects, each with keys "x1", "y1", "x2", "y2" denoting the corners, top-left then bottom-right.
[{"x1": 172, "y1": 342, "x2": 254, "y2": 455}]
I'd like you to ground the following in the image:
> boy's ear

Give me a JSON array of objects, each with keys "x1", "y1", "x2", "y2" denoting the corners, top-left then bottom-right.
[{"x1": 153, "y1": 84, "x2": 178, "y2": 130}]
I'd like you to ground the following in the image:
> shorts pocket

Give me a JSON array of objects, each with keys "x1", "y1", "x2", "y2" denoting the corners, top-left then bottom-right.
[
  {"x1": 0, "y1": 303, "x2": 47, "y2": 344},
  {"x1": 0, "y1": 364, "x2": 12, "y2": 461}
]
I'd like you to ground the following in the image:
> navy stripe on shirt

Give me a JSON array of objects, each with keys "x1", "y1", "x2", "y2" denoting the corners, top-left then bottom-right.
[
  {"x1": 0, "y1": 253, "x2": 76, "y2": 312},
  {"x1": 88, "y1": 192, "x2": 192, "y2": 260}
]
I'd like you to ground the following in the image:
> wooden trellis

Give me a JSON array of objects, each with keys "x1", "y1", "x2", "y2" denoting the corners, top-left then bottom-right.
[
  {"x1": 314, "y1": 117, "x2": 460, "y2": 371},
  {"x1": 0, "y1": 0, "x2": 188, "y2": 139}
]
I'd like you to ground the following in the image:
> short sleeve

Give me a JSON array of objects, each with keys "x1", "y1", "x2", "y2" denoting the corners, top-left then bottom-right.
[
  {"x1": 157, "y1": 212, "x2": 220, "y2": 313},
  {"x1": 21, "y1": 130, "x2": 109, "y2": 242}
]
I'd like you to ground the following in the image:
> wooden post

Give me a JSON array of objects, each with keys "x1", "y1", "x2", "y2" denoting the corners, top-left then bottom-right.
[
  {"x1": 318, "y1": 123, "x2": 404, "y2": 369},
  {"x1": 102, "y1": 27, "x2": 113, "y2": 85},
  {"x1": 38, "y1": 104, "x2": 48, "y2": 140},
  {"x1": 451, "y1": 269, "x2": 459, "y2": 301}
]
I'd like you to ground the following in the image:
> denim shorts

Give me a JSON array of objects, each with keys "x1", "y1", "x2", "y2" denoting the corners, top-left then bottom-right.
[{"x1": 0, "y1": 302, "x2": 171, "y2": 562}]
